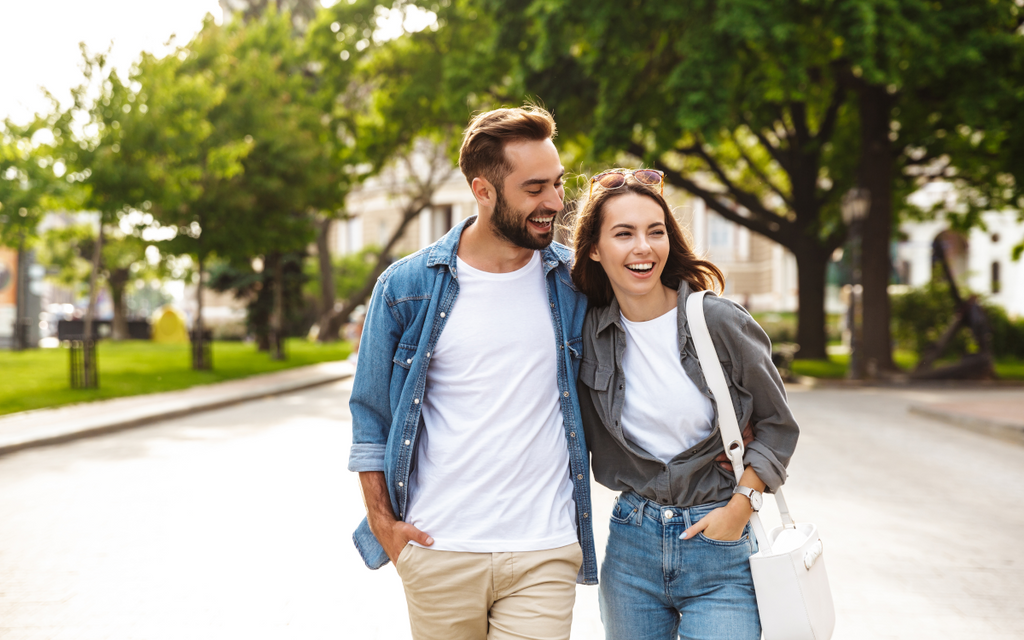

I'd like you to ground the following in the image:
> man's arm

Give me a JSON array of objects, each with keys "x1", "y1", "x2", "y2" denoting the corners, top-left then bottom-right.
[{"x1": 359, "y1": 471, "x2": 433, "y2": 564}]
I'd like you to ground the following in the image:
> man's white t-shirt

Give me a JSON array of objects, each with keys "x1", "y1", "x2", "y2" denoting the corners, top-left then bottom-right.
[
  {"x1": 405, "y1": 251, "x2": 578, "y2": 552},
  {"x1": 619, "y1": 307, "x2": 715, "y2": 463}
]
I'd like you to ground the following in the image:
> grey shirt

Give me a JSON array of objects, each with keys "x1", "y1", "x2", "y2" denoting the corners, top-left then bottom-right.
[{"x1": 577, "y1": 282, "x2": 799, "y2": 507}]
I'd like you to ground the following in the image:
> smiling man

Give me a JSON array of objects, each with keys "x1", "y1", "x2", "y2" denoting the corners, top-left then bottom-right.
[{"x1": 347, "y1": 105, "x2": 596, "y2": 640}]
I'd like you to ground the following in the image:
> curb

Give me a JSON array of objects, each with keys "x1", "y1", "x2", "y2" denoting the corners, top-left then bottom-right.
[
  {"x1": 908, "y1": 405, "x2": 1024, "y2": 445},
  {"x1": 0, "y1": 369, "x2": 354, "y2": 458}
]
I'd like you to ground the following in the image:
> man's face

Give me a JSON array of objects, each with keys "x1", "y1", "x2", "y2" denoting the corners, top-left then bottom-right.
[{"x1": 488, "y1": 139, "x2": 565, "y2": 250}]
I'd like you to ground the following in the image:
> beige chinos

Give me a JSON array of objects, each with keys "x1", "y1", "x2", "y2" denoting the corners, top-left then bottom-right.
[{"x1": 395, "y1": 542, "x2": 583, "y2": 640}]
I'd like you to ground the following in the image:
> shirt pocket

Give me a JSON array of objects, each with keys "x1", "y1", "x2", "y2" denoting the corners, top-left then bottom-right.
[
  {"x1": 392, "y1": 343, "x2": 418, "y2": 370},
  {"x1": 579, "y1": 358, "x2": 612, "y2": 392}
]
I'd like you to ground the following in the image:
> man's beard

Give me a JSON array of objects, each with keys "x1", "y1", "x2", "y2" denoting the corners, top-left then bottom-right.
[{"x1": 489, "y1": 188, "x2": 557, "y2": 250}]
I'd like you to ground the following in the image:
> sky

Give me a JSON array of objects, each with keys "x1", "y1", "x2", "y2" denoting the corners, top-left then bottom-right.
[{"x1": 0, "y1": 0, "x2": 224, "y2": 124}]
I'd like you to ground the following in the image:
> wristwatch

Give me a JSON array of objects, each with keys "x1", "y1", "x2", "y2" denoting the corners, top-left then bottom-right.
[{"x1": 733, "y1": 485, "x2": 763, "y2": 512}]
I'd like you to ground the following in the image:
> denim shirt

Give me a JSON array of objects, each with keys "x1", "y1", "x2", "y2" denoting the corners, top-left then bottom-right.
[
  {"x1": 347, "y1": 216, "x2": 597, "y2": 585},
  {"x1": 578, "y1": 282, "x2": 799, "y2": 508}
]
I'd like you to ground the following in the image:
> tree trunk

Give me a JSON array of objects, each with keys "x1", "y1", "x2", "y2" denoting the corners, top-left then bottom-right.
[
  {"x1": 793, "y1": 247, "x2": 830, "y2": 360},
  {"x1": 193, "y1": 253, "x2": 210, "y2": 370},
  {"x1": 270, "y1": 253, "x2": 285, "y2": 360},
  {"x1": 316, "y1": 216, "x2": 338, "y2": 343},
  {"x1": 13, "y1": 235, "x2": 26, "y2": 351},
  {"x1": 858, "y1": 84, "x2": 897, "y2": 375},
  {"x1": 82, "y1": 223, "x2": 104, "y2": 387},
  {"x1": 109, "y1": 268, "x2": 130, "y2": 340}
]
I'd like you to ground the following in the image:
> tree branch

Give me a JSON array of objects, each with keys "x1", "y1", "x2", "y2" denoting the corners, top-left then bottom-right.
[
  {"x1": 815, "y1": 82, "x2": 846, "y2": 145},
  {"x1": 727, "y1": 129, "x2": 795, "y2": 209},
  {"x1": 628, "y1": 144, "x2": 790, "y2": 247},
  {"x1": 678, "y1": 137, "x2": 784, "y2": 224},
  {"x1": 740, "y1": 113, "x2": 792, "y2": 174}
]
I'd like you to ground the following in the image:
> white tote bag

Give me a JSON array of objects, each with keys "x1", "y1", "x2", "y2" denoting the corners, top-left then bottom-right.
[{"x1": 686, "y1": 290, "x2": 835, "y2": 640}]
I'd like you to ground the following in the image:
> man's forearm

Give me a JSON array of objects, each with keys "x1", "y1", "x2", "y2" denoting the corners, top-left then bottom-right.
[{"x1": 359, "y1": 471, "x2": 398, "y2": 532}]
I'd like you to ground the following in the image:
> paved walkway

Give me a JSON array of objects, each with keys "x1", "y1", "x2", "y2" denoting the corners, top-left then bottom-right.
[
  {"x1": 0, "y1": 378, "x2": 1021, "y2": 638},
  {"x1": 0, "y1": 360, "x2": 354, "y2": 457}
]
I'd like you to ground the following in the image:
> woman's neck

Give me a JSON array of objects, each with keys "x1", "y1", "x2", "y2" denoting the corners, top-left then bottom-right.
[{"x1": 616, "y1": 282, "x2": 677, "y2": 323}]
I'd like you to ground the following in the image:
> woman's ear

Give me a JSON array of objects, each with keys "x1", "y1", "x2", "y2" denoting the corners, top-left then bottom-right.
[{"x1": 589, "y1": 247, "x2": 601, "y2": 262}]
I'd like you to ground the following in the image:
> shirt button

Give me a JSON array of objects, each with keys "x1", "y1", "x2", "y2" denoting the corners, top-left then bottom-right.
[
  {"x1": 413, "y1": 398, "x2": 420, "y2": 404},
  {"x1": 439, "y1": 312, "x2": 445, "y2": 318},
  {"x1": 583, "y1": 513, "x2": 588, "y2": 518},
  {"x1": 426, "y1": 352, "x2": 431, "y2": 357},
  {"x1": 577, "y1": 474, "x2": 583, "y2": 480},
  {"x1": 563, "y1": 391, "x2": 569, "y2": 397},
  {"x1": 406, "y1": 358, "x2": 412, "y2": 364},
  {"x1": 404, "y1": 440, "x2": 411, "y2": 445},
  {"x1": 550, "y1": 302, "x2": 555, "y2": 308},
  {"x1": 664, "y1": 510, "x2": 674, "y2": 519},
  {"x1": 398, "y1": 482, "x2": 404, "y2": 487},
  {"x1": 570, "y1": 432, "x2": 575, "y2": 437}
]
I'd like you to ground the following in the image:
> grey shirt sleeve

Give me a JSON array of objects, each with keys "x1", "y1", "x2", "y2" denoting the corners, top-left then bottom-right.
[{"x1": 707, "y1": 299, "x2": 799, "y2": 492}]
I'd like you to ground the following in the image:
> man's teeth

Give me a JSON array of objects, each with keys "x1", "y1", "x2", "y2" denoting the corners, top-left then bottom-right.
[
  {"x1": 529, "y1": 216, "x2": 554, "y2": 224},
  {"x1": 626, "y1": 263, "x2": 653, "y2": 272}
]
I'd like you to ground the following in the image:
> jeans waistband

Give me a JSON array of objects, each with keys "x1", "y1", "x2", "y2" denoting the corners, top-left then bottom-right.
[{"x1": 619, "y1": 490, "x2": 730, "y2": 526}]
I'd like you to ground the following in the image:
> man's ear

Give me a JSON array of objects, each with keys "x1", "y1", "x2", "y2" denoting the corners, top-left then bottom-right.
[{"x1": 471, "y1": 176, "x2": 496, "y2": 208}]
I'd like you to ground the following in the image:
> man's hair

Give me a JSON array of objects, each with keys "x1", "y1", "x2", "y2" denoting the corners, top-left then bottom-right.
[{"x1": 458, "y1": 105, "x2": 557, "y2": 192}]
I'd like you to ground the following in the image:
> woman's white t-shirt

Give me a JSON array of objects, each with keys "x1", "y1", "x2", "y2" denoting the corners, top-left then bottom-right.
[{"x1": 619, "y1": 307, "x2": 715, "y2": 463}]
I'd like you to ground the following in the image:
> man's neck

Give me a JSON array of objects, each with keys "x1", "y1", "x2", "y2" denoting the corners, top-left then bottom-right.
[{"x1": 457, "y1": 212, "x2": 536, "y2": 274}]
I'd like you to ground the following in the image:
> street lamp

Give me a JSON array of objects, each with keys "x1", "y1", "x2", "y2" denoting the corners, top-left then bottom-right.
[{"x1": 842, "y1": 188, "x2": 871, "y2": 379}]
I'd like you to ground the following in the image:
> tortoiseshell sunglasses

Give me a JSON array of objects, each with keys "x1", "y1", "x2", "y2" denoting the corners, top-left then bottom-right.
[{"x1": 589, "y1": 168, "x2": 665, "y2": 197}]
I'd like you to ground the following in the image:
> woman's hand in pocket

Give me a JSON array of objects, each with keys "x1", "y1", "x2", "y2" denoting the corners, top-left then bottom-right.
[{"x1": 680, "y1": 497, "x2": 751, "y2": 542}]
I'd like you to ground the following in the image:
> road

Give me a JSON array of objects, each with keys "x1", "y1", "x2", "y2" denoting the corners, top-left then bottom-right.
[{"x1": 0, "y1": 380, "x2": 1021, "y2": 639}]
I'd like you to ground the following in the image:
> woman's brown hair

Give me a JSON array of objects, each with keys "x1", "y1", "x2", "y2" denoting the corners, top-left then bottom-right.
[{"x1": 570, "y1": 179, "x2": 725, "y2": 307}]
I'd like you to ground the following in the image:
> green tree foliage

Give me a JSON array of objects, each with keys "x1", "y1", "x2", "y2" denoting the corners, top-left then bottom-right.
[
  {"x1": 464, "y1": 0, "x2": 1024, "y2": 368},
  {"x1": 0, "y1": 117, "x2": 69, "y2": 250}
]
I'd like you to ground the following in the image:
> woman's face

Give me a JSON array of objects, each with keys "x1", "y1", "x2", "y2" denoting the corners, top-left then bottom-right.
[{"x1": 589, "y1": 193, "x2": 671, "y2": 304}]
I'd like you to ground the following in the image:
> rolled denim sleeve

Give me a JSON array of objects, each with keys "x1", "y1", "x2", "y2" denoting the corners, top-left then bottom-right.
[
  {"x1": 347, "y1": 275, "x2": 401, "y2": 473},
  {"x1": 711, "y1": 302, "x2": 799, "y2": 493}
]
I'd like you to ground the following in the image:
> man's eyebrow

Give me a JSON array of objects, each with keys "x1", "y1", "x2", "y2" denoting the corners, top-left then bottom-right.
[{"x1": 520, "y1": 168, "x2": 566, "y2": 188}]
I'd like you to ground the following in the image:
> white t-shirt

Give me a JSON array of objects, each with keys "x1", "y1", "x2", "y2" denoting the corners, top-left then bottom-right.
[
  {"x1": 405, "y1": 251, "x2": 578, "y2": 553},
  {"x1": 620, "y1": 307, "x2": 715, "y2": 463}
]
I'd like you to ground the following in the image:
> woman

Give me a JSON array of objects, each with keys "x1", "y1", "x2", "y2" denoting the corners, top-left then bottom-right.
[{"x1": 571, "y1": 169, "x2": 799, "y2": 640}]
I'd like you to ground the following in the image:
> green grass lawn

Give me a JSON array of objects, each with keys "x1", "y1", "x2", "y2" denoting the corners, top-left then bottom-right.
[
  {"x1": 791, "y1": 351, "x2": 1024, "y2": 380},
  {"x1": 0, "y1": 339, "x2": 352, "y2": 417}
]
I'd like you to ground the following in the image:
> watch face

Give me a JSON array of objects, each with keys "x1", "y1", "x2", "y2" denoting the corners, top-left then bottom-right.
[{"x1": 750, "y1": 492, "x2": 763, "y2": 511}]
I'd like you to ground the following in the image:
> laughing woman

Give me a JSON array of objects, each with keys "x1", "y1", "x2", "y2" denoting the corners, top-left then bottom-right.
[{"x1": 571, "y1": 169, "x2": 799, "y2": 640}]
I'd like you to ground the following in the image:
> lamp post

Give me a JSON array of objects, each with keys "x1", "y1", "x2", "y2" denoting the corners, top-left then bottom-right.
[{"x1": 842, "y1": 188, "x2": 871, "y2": 379}]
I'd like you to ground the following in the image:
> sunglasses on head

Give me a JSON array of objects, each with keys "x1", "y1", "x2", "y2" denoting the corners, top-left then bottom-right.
[{"x1": 590, "y1": 168, "x2": 665, "y2": 197}]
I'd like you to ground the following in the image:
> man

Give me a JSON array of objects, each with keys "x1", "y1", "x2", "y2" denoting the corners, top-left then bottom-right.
[{"x1": 347, "y1": 105, "x2": 596, "y2": 640}]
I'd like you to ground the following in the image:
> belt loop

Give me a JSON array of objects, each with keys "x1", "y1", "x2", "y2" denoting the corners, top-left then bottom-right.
[{"x1": 635, "y1": 496, "x2": 647, "y2": 527}]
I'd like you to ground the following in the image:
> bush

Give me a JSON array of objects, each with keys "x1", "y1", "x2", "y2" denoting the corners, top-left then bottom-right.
[{"x1": 890, "y1": 278, "x2": 1024, "y2": 359}]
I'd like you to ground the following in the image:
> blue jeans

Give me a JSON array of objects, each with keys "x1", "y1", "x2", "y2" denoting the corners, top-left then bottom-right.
[{"x1": 599, "y1": 491, "x2": 761, "y2": 640}]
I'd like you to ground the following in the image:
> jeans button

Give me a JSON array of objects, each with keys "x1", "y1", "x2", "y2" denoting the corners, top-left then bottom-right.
[{"x1": 664, "y1": 510, "x2": 673, "y2": 519}]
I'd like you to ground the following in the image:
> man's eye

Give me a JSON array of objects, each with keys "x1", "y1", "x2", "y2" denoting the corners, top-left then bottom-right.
[
  {"x1": 527, "y1": 190, "x2": 542, "y2": 196},
  {"x1": 554, "y1": 181, "x2": 563, "y2": 188}
]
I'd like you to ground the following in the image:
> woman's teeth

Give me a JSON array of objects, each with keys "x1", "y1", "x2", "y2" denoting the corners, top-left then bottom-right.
[{"x1": 626, "y1": 263, "x2": 653, "y2": 272}]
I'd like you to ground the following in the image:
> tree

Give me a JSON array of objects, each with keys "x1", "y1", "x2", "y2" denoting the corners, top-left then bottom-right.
[
  {"x1": 37, "y1": 222, "x2": 155, "y2": 340},
  {"x1": 469, "y1": 0, "x2": 1024, "y2": 369},
  {"x1": 0, "y1": 116, "x2": 70, "y2": 349}
]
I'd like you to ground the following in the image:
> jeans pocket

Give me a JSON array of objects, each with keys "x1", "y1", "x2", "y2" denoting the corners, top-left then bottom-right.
[
  {"x1": 697, "y1": 524, "x2": 751, "y2": 547},
  {"x1": 608, "y1": 497, "x2": 637, "y2": 525}
]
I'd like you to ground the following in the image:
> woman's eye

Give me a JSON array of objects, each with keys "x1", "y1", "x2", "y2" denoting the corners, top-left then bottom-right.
[
  {"x1": 651, "y1": 230, "x2": 665, "y2": 236},
  {"x1": 615, "y1": 231, "x2": 631, "y2": 237}
]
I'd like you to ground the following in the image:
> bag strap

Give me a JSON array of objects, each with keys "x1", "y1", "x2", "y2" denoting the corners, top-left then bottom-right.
[{"x1": 685, "y1": 290, "x2": 794, "y2": 553}]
